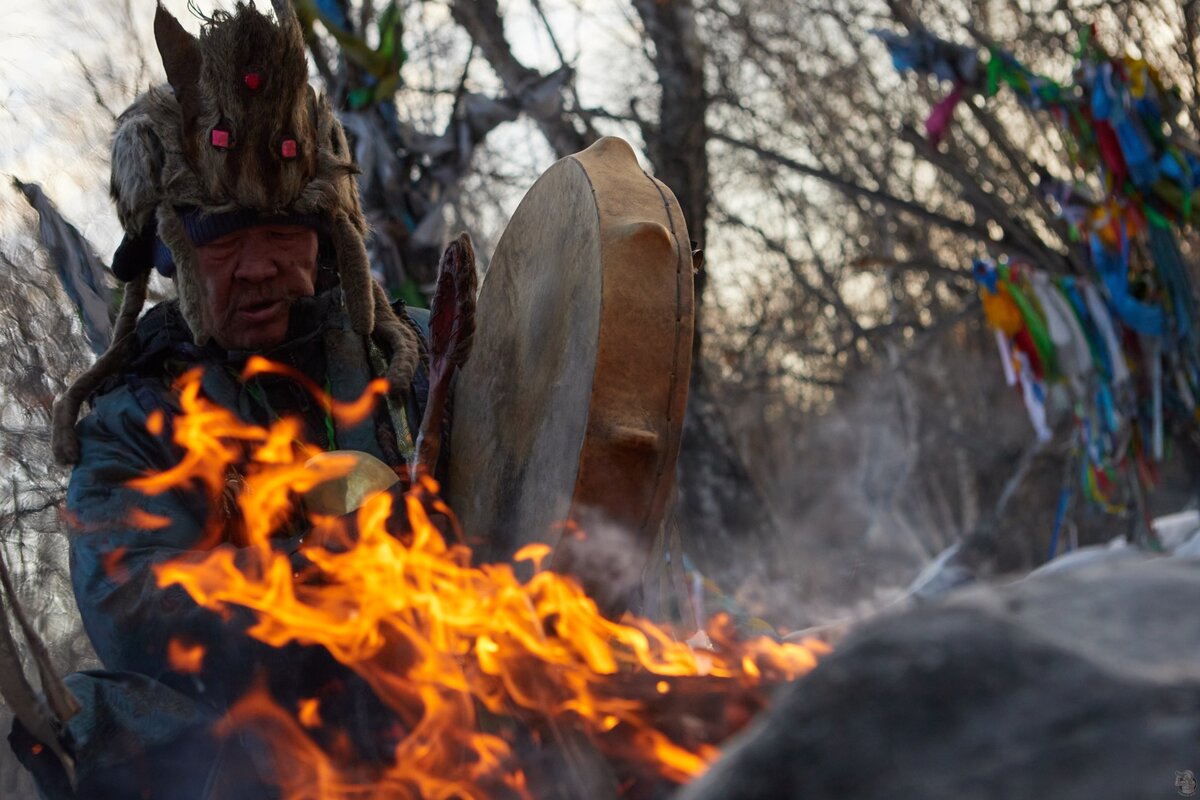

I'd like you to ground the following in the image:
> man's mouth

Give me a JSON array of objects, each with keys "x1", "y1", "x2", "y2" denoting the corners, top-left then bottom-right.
[{"x1": 236, "y1": 299, "x2": 287, "y2": 323}]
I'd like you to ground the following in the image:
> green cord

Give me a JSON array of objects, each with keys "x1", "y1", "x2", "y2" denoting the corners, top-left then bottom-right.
[{"x1": 323, "y1": 376, "x2": 337, "y2": 451}]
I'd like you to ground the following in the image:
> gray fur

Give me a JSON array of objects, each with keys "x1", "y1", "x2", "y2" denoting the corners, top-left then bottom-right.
[
  {"x1": 333, "y1": 212, "x2": 375, "y2": 335},
  {"x1": 370, "y1": 281, "x2": 422, "y2": 397},
  {"x1": 51, "y1": 271, "x2": 150, "y2": 465},
  {"x1": 109, "y1": 91, "x2": 169, "y2": 232},
  {"x1": 158, "y1": 207, "x2": 210, "y2": 345}
]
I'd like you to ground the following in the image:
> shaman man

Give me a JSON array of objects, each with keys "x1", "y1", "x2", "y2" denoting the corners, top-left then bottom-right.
[{"x1": 11, "y1": 3, "x2": 443, "y2": 797}]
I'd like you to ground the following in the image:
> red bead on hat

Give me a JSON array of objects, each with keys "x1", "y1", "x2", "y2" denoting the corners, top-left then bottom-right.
[
  {"x1": 211, "y1": 128, "x2": 230, "y2": 149},
  {"x1": 281, "y1": 139, "x2": 298, "y2": 159},
  {"x1": 243, "y1": 72, "x2": 261, "y2": 90}
]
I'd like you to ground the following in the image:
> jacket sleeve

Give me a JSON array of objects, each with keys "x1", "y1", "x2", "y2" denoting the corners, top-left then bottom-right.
[{"x1": 67, "y1": 387, "x2": 340, "y2": 711}]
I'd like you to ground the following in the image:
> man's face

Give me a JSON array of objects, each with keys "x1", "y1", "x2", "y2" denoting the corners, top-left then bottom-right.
[{"x1": 194, "y1": 224, "x2": 319, "y2": 350}]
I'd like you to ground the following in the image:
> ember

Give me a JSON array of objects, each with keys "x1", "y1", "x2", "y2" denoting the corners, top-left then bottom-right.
[{"x1": 137, "y1": 364, "x2": 828, "y2": 798}]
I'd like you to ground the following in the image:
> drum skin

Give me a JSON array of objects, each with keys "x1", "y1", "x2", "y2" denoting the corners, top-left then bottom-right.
[{"x1": 446, "y1": 137, "x2": 694, "y2": 580}]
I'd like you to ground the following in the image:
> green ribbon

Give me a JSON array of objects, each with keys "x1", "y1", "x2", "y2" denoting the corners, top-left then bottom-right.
[
  {"x1": 1001, "y1": 269, "x2": 1061, "y2": 381},
  {"x1": 986, "y1": 49, "x2": 1001, "y2": 97}
]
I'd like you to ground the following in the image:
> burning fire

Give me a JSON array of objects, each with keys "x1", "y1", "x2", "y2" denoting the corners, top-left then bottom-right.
[{"x1": 130, "y1": 361, "x2": 828, "y2": 798}]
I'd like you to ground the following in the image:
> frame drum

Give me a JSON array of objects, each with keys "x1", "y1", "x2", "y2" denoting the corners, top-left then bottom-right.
[{"x1": 446, "y1": 137, "x2": 694, "y2": 592}]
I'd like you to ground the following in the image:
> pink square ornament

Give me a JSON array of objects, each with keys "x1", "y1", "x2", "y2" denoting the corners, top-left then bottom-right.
[
  {"x1": 210, "y1": 128, "x2": 230, "y2": 149},
  {"x1": 281, "y1": 139, "x2": 298, "y2": 159}
]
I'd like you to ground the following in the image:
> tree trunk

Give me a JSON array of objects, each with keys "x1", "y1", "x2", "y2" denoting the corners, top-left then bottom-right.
[{"x1": 631, "y1": 0, "x2": 779, "y2": 583}]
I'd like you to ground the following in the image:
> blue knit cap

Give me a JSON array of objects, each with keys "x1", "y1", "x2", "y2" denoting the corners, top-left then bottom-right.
[{"x1": 152, "y1": 207, "x2": 326, "y2": 277}]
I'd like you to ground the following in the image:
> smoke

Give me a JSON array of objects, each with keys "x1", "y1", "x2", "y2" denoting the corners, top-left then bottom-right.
[
  {"x1": 547, "y1": 508, "x2": 649, "y2": 618},
  {"x1": 705, "y1": 322, "x2": 1035, "y2": 633}
]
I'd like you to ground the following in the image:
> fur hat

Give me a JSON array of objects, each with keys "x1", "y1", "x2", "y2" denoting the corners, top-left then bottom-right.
[{"x1": 51, "y1": 1, "x2": 421, "y2": 465}]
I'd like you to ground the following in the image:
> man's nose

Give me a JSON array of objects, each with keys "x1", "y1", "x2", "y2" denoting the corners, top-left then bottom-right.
[{"x1": 233, "y1": 244, "x2": 280, "y2": 282}]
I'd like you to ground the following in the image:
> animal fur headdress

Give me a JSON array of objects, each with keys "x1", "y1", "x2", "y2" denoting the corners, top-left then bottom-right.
[{"x1": 51, "y1": 0, "x2": 421, "y2": 464}]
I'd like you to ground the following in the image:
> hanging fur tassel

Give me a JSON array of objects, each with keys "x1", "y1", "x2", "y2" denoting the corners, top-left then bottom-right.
[
  {"x1": 333, "y1": 212, "x2": 375, "y2": 335},
  {"x1": 158, "y1": 206, "x2": 211, "y2": 346},
  {"x1": 370, "y1": 280, "x2": 422, "y2": 397},
  {"x1": 52, "y1": 270, "x2": 150, "y2": 465}
]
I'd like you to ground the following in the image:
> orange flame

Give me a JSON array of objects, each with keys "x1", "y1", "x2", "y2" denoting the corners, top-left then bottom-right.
[
  {"x1": 102, "y1": 546, "x2": 129, "y2": 585},
  {"x1": 242, "y1": 355, "x2": 390, "y2": 427},
  {"x1": 167, "y1": 638, "x2": 206, "y2": 674},
  {"x1": 127, "y1": 508, "x2": 172, "y2": 530},
  {"x1": 298, "y1": 697, "x2": 323, "y2": 729},
  {"x1": 137, "y1": 365, "x2": 826, "y2": 797}
]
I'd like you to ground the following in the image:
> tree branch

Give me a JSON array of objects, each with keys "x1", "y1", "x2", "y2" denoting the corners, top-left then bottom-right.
[{"x1": 448, "y1": 0, "x2": 592, "y2": 158}]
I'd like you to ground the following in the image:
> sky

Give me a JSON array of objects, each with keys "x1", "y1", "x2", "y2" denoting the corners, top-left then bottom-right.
[{"x1": 0, "y1": 0, "x2": 188, "y2": 253}]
